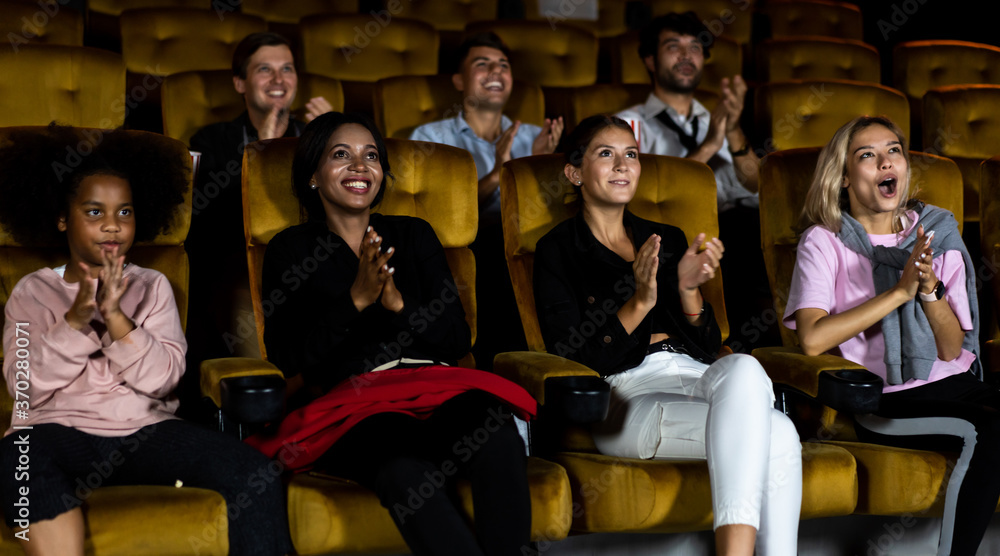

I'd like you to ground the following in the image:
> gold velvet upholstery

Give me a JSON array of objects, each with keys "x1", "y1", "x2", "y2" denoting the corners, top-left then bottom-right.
[
  {"x1": 0, "y1": 127, "x2": 231, "y2": 555},
  {"x1": 922, "y1": 85, "x2": 1000, "y2": 224},
  {"x1": 0, "y1": 45, "x2": 125, "y2": 128},
  {"x1": 119, "y1": 8, "x2": 267, "y2": 77},
  {"x1": 0, "y1": 0, "x2": 83, "y2": 47},
  {"x1": 648, "y1": 0, "x2": 754, "y2": 44},
  {"x1": 465, "y1": 20, "x2": 598, "y2": 87},
  {"x1": 88, "y1": 0, "x2": 208, "y2": 16},
  {"x1": 755, "y1": 37, "x2": 880, "y2": 84},
  {"x1": 238, "y1": 0, "x2": 359, "y2": 24},
  {"x1": 522, "y1": 0, "x2": 628, "y2": 38},
  {"x1": 755, "y1": 79, "x2": 910, "y2": 151},
  {"x1": 756, "y1": 0, "x2": 863, "y2": 40},
  {"x1": 755, "y1": 145, "x2": 971, "y2": 518},
  {"x1": 397, "y1": 0, "x2": 498, "y2": 32},
  {"x1": 161, "y1": 69, "x2": 344, "y2": 146},
  {"x1": 373, "y1": 74, "x2": 544, "y2": 139},
  {"x1": 893, "y1": 40, "x2": 1000, "y2": 149},
  {"x1": 498, "y1": 152, "x2": 861, "y2": 532},
  {"x1": 239, "y1": 136, "x2": 573, "y2": 553},
  {"x1": 300, "y1": 14, "x2": 438, "y2": 114},
  {"x1": 612, "y1": 31, "x2": 742, "y2": 97}
]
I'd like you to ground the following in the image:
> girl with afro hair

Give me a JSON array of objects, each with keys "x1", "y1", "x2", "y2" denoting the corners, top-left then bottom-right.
[{"x1": 0, "y1": 126, "x2": 292, "y2": 555}]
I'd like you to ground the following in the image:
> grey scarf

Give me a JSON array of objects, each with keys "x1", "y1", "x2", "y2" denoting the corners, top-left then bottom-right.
[{"x1": 837, "y1": 203, "x2": 980, "y2": 384}]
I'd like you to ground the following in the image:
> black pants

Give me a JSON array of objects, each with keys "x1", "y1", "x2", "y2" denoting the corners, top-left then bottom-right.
[
  {"x1": 316, "y1": 390, "x2": 531, "y2": 556},
  {"x1": 855, "y1": 372, "x2": 1000, "y2": 556},
  {"x1": 0, "y1": 420, "x2": 293, "y2": 556}
]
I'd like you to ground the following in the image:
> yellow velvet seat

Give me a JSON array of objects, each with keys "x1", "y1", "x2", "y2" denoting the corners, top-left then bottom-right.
[
  {"x1": 0, "y1": 0, "x2": 83, "y2": 47},
  {"x1": 893, "y1": 40, "x2": 1000, "y2": 149},
  {"x1": 922, "y1": 84, "x2": 1000, "y2": 224},
  {"x1": 161, "y1": 69, "x2": 344, "y2": 146},
  {"x1": 0, "y1": 127, "x2": 231, "y2": 556},
  {"x1": 497, "y1": 152, "x2": 860, "y2": 534},
  {"x1": 754, "y1": 79, "x2": 910, "y2": 151},
  {"x1": 755, "y1": 0, "x2": 863, "y2": 40},
  {"x1": 299, "y1": 14, "x2": 438, "y2": 116},
  {"x1": 754, "y1": 146, "x2": 979, "y2": 519},
  {"x1": 612, "y1": 30, "x2": 742, "y2": 97},
  {"x1": 648, "y1": 0, "x2": 754, "y2": 44},
  {"x1": 0, "y1": 45, "x2": 125, "y2": 128},
  {"x1": 522, "y1": 0, "x2": 627, "y2": 38},
  {"x1": 465, "y1": 20, "x2": 598, "y2": 88},
  {"x1": 85, "y1": 0, "x2": 208, "y2": 50},
  {"x1": 238, "y1": 0, "x2": 358, "y2": 42},
  {"x1": 237, "y1": 136, "x2": 573, "y2": 554},
  {"x1": 373, "y1": 74, "x2": 543, "y2": 139},
  {"x1": 755, "y1": 36, "x2": 880, "y2": 83}
]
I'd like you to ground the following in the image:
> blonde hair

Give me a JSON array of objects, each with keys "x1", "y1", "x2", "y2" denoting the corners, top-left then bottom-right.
[{"x1": 802, "y1": 115, "x2": 913, "y2": 233}]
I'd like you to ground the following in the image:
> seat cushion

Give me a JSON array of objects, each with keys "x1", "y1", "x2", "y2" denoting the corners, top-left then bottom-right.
[
  {"x1": 287, "y1": 456, "x2": 571, "y2": 555},
  {"x1": 552, "y1": 441, "x2": 857, "y2": 533},
  {"x1": 0, "y1": 486, "x2": 228, "y2": 556}
]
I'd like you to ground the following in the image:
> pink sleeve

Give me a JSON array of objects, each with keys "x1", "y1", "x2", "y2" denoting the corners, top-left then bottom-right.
[
  {"x1": 934, "y1": 250, "x2": 973, "y2": 331},
  {"x1": 783, "y1": 227, "x2": 838, "y2": 330},
  {"x1": 2, "y1": 278, "x2": 101, "y2": 406},
  {"x1": 103, "y1": 272, "x2": 186, "y2": 398}
]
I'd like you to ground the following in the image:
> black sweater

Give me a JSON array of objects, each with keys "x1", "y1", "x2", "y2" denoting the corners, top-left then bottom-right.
[
  {"x1": 262, "y1": 214, "x2": 471, "y2": 392},
  {"x1": 533, "y1": 211, "x2": 721, "y2": 377}
]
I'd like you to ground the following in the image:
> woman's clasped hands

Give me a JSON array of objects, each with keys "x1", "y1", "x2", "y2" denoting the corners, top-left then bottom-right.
[
  {"x1": 350, "y1": 226, "x2": 404, "y2": 313},
  {"x1": 894, "y1": 224, "x2": 937, "y2": 300}
]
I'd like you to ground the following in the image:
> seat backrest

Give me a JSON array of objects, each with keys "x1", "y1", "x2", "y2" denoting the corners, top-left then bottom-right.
[
  {"x1": 756, "y1": 0, "x2": 863, "y2": 40},
  {"x1": 120, "y1": 8, "x2": 267, "y2": 76},
  {"x1": 396, "y1": 0, "x2": 498, "y2": 32},
  {"x1": 756, "y1": 37, "x2": 880, "y2": 83},
  {"x1": 613, "y1": 30, "x2": 741, "y2": 98},
  {"x1": 162, "y1": 70, "x2": 344, "y2": 146},
  {"x1": 299, "y1": 14, "x2": 439, "y2": 82},
  {"x1": 0, "y1": 45, "x2": 125, "y2": 128},
  {"x1": 373, "y1": 74, "x2": 544, "y2": 139},
  {"x1": 500, "y1": 153, "x2": 727, "y2": 353},
  {"x1": 522, "y1": 0, "x2": 627, "y2": 38},
  {"x1": 0, "y1": 0, "x2": 84, "y2": 47},
  {"x1": 893, "y1": 41, "x2": 1000, "y2": 119},
  {"x1": 648, "y1": 0, "x2": 754, "y2": 44},
  {"x1": 242, "y1": 137, "x2": 478, "y2": 360},
  {"x1": 238, "y1": 0, "x2": 359, "y2": 24},
  {"x1": 754, "y1": 79, "x2": 910, "y2": 151},
  {"x1": 0, "y1": 126, "x2": 194, "y2": 426},
  {"x1": 759, "y1": 147, "x2": 964, "y2": 347},
  {"x1": 982, "y1": 156, "x2": 1000, "y2": 327},
  {"x1": 88, "y1": 0, "x2": 207, "y2": 16},
  {"x1": 465, "y1": 20, "x2": 598, "y2": 87}
]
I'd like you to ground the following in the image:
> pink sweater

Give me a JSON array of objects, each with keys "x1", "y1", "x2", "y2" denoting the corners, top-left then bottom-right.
[
  {"x1": 3, "y1": 265, "x2": 185, "y2": 437},
  {"x1": 783, "y1": 212, "x2": 975, "y2": 394}
]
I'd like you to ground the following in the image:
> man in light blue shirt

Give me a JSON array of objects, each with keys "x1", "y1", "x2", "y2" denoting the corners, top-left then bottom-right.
[
  {"x1": 410, "y1": 32, "x2": 563, "y2": 369},
  {"x1": 410, "y1": 32, "x2": 563, "y2": 230}
]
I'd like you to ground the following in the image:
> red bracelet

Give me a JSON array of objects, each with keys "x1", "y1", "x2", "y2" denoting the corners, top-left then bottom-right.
[{"x1": 683, "y1": 305, "x2": 705, "y2": 317}]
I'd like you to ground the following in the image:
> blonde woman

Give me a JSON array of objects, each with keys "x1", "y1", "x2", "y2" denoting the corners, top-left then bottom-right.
[{"x1": 784, "y1": 115, "x2": 994, "y2": 556}]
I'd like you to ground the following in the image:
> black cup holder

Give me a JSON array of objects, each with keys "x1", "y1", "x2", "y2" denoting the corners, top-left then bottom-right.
[
  {"x1": 220, "y1": 375, "x2": 286, "y2": 424},
  {"x1": 543, "y1": 375, "x2": 611, "y2": 424},
  {"x1": 817, "y1": 369, "x2": 883, "y2": 414}
]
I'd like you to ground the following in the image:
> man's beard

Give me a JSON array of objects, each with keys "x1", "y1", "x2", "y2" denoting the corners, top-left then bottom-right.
[{"x1": 655, "y1": 63, "x2": 702, "y2": 94}]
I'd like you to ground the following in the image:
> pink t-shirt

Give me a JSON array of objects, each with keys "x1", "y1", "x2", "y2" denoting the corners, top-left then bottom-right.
[
  {"x1": 3, "y1": 264, "x2": 185, "y2": 436},
  {"x1": 783, "y1": 213, "x2": 975, "y2": 393}
]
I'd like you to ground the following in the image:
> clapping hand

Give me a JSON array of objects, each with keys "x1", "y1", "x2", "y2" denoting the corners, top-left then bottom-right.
[
  {"x1": 350, "y1": 226, "x2": 401, "y2": 312},
  {"x1": 678, "y1": 233, "x2": 724, "y2": 292}
]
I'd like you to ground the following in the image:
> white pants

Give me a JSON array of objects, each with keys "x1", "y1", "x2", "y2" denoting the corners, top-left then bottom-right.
[{"x1": 593, "y1": 352, "x2": 802, "y2": 555}]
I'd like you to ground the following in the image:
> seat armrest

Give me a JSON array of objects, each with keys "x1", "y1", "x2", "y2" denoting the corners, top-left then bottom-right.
[
  {"x1": 753, "y1": 346, "x2": 882, "y2": 414},
  {"x1": 200, "y1": 357, "x2": 285, "y2": 407},
  {"x1": 493, "y1": 351, "x2": 609, "y2": 424}
]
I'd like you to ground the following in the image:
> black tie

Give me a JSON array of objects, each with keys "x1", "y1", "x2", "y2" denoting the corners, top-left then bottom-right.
[{"x1": 654, "y1": 110, "x2": 700, "y2": 153}]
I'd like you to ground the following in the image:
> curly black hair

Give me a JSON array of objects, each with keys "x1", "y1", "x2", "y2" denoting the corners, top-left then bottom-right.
[{"x1": 0, "y1": 125, "x2": 189, "y2": 247}]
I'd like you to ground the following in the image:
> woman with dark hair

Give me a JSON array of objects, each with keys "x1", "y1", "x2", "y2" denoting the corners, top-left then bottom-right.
[
  {"x1": 533, "y1": 114, "x2": 802, "y2": 556},
  {"x1": 246, "y1": 112, "x2": 536, "y2": 556},
  {"x1": 786, "y1": 115, "x2": 996, "y2": 556}
]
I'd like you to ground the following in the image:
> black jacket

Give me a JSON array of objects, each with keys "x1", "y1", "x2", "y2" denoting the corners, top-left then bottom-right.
[
  {"x1": 262, "y1": 214, "x2": 472, "y2": 392},
  {"x1": 533, "y1": 211, "x2": 721, "y2": 376}
]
